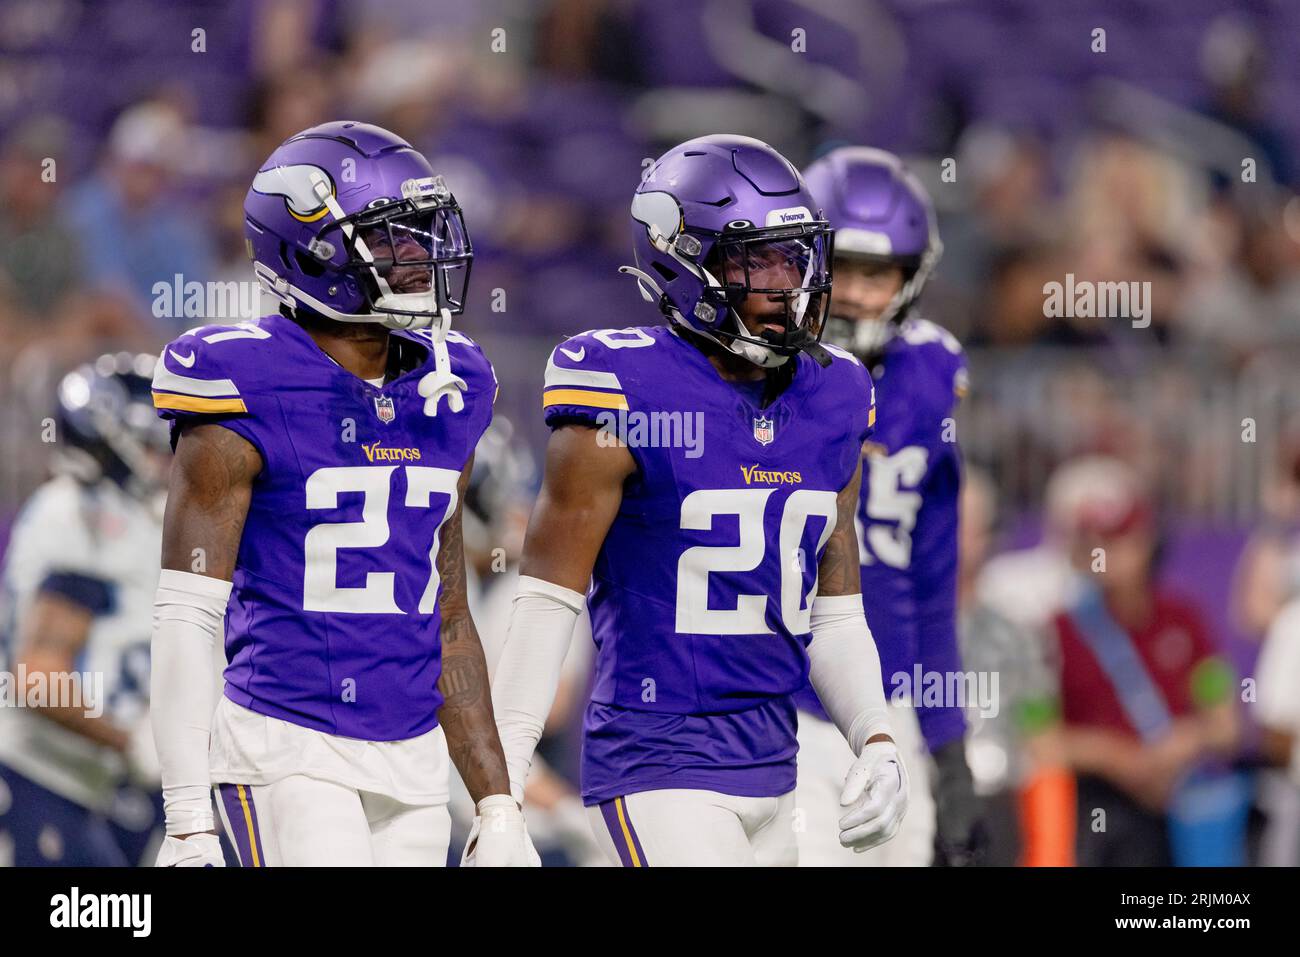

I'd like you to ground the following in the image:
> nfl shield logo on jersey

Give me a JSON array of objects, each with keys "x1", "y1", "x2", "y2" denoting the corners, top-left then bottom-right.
[
  {"x1": 753, "y1": 414, "x2": 775, "y2": 446},
  {"x1": 374, "y1": 394, "x2": 396, "y2": 424}
]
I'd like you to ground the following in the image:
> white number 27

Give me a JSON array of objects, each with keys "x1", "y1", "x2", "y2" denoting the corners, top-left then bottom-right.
[{"x1": 303, "y1": 465, "x2": 459, "y2": 614}]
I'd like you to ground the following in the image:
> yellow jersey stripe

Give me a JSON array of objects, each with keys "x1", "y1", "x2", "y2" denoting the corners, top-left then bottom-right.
[
  {"x1": 542, "y1": 388, "x2": 628, "y2": 411},
  {"x1": 237, "y1": 785, "x2": 261, "y2": 867},
  {"x1": 152, "y1": 392, "x2": 248, "y2": 414},
  {"x1": 868, "y1": 406, "x2": 876, "y2": 428},
  {"x1": 614, "y1": 797, "x2": 642, "y2": 867}
]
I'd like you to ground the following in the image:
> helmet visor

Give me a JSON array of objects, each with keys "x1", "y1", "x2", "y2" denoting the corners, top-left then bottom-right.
[
  {"x1": 704, "y1": 224, "x2": 833, "y2": 348},
  {"x1": 335, "y1": 200, "x2": 474, "y2": 316},
  {"x1": 714, "y1": 231, "x2": 831, "y2": 298}
]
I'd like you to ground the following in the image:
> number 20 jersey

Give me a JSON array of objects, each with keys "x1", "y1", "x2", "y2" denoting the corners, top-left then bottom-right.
[
  {"x1": 542, "y1": 326, "x2": 875, "y2": 803},
  {"x1": 152, "y1": 312, "x2": 495, "y2": 741}
]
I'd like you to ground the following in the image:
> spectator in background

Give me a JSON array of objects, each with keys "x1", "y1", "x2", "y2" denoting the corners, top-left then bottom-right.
[
  {"x1": 976, "y1": 457, "x2": 1110, "y2": 635},
  {"x1": 245, "y1": 64, "x2": 337, "y2": 164},
  {"x1": 1253, "y1": 590, "x2": 1300, "y2": 866},
  {"x1": 1199, "y1": 14, "x2": 1294, "y2": 189},
  {"x1": 0, "y1": 116, "x2": 157, "y2": 360},
  {"x1": 1178, "y1": 201, "x2": 1300, "y2": 360},
  {"x1": 1231, "y1": 434, "x2": 1300, "y2": 641},
  {"x1": 62, "y1": 101, "x2": 217, "y2": 329},
  {"x1": 1043, "y1": 457, "x2": 1242, "y2": 866},
  {"x1": 0, "y1": 117, "x2": 85, "y2": 322},
  {"x1": 941, "y1": 125, "x2": 1052, "y2": 302},
  {"x1": 1059, "y1": 133, "x2": 1192, "y2": 346}
]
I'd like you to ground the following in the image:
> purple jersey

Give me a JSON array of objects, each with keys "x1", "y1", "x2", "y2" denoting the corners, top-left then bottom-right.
[
  {"x1": 153, "y1": 313, "x2": 494, "y2": 741},
  {"x1": 542, "y1": 326, "x2": 875, "y2": 804},
  {"x1": 794, "y1": 318, "x2": 968, "y2": 752}
]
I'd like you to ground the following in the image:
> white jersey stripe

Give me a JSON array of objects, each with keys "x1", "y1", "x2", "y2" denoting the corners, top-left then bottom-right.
[
  {"x1": 543, "y1": 351, "x2": 622, "y2": 391},
  {"x1": 152, "y1": 362, "x2": 241, "y2": 398}
]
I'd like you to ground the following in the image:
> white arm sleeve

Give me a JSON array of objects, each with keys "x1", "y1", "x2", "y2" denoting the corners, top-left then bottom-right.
[
  {"x1": 806, "y1": 594, "x2": 893, "y2": 756},
  {"x1": 150, "y1": 569, "x2": 231, "y2": 835},
  {"x1": 490, "y1": 575, "x2": 585, "y2": 804}
]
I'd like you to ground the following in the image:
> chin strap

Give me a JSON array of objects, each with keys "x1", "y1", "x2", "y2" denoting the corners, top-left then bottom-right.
[
  {"x1": 765, "y1": 326, "x2": 832, "y2": 368},
  {"x1": 617, "y1": 263, "x2": 831, "y2": 368},
  {"x1": 417, "y1": 308, "x2": 467, "y2": 417},
  {"x1": 803, "y1": 340, "x2": 833, "y2": 367}
]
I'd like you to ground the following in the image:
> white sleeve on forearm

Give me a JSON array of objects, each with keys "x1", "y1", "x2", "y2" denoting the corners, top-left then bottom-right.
[
  {"x1": 150, "y1": 569, "x2": 231, "y2": 835},
  {"x1": 491, "y1": 575, "x2": 585, "y2": 804},
  {"x1": 806, "y1": 594, "x2": 893, "y2": 756}
]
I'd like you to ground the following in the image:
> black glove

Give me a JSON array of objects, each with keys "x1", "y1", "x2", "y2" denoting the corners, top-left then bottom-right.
[{"x1": 931, "y1": 739, "x2": 988, "y2": 866}]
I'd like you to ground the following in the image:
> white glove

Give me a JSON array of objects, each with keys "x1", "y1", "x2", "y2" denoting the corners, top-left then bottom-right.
[
  {"x1": 461, "y1": 794, "x2": 541, "y2": 867},
  {"x1": 156, "y1": 833, "x2": 225, "y2": 867},
  {"x1": 838, "y1": 740, "x2": 909, "y2": 852}
]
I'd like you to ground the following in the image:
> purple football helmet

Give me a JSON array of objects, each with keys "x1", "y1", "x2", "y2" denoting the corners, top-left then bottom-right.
[
  {"x1": 622, "y1": 134, "x2": 833, "y2": 368},
  {"x1": 244, "y1": 121, "x2": 472, "y2": 330},
  {"x1": 802, "y1": 146, "x2": 941, "y2": 356}
]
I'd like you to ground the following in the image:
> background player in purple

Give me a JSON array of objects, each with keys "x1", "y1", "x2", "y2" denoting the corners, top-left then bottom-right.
[
  {"x1": 490, "y1": 135, "x2": 908, "y2": 866},
  {"x1": 148, "y1": 122, "x2": 536, "y2": 867},
  {"x1": 797, "y1": 147, "x2": 981, "y2": 866}
]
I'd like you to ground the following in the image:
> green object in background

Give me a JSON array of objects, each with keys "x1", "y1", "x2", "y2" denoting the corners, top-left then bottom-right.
[
  {"x1": 1015, "y1": 695, "x2": 1060, "y2": 735},
  {"x1": 1190, "y1": 655, "x2": 1234, "y2": 708}
]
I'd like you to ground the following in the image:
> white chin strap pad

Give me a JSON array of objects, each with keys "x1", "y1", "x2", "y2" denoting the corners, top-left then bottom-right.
[
  {"x1": 731, "y1": 337, "x2": 790, "y2": 368},
  {"x1": 417, "y1": 308, "x2": 468, "y2": 417}
]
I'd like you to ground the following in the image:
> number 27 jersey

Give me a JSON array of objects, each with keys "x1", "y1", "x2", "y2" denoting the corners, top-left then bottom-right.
[{"x1": 153, "y1": 313, "x2": 495, "y2": 741}]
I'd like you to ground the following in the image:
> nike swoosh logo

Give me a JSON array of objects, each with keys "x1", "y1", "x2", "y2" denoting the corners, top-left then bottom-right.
[
  {"x1": 560, "y1": 346, "x2": 585, "y2": 362},
  {"x1": 169, "y1": 350, "x2": 196, "y2": 368}
]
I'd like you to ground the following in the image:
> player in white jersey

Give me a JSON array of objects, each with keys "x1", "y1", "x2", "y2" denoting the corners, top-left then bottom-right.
[{"x1": 0, "y1": 353, "x2": 176, "y2": 866}]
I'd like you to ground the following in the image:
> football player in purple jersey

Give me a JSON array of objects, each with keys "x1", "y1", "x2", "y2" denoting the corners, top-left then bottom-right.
[
  {"x1": 491, "y1": 135, "x2": 907, "y2": 866},
  {"x1": 797, "y1": 147, "x2": 982, "y2": 866},
  {"x1": 148, "y1": 122, "x2": 536, "y2": 867}
]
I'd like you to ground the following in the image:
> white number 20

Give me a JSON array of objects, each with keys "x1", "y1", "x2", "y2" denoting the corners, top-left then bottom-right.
[
  {"x1": 675, "y1": 488, "x2": 837, "y2": 635},
  {"x1": 303, "y1": 465, "x2": 459, "y2": 614}
]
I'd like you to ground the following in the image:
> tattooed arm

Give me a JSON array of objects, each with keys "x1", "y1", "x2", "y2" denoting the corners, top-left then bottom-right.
[
  {"x1": 161, "y1": 423, "x2": 260, "y2": 577},
  {"x1": 436, "y1": 456, "x2": 512, "y2": 804},
  {"x1": 817, "y1": 460, "x2": 864, "y2": 598},
  {"x1": 153, "y1": 423, "x2": 260, "y2": 843}
]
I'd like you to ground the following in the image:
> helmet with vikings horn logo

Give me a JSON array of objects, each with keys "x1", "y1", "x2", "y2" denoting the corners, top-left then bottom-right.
[
  {"x1": 243, "y1": 121, "x2": 473, "y2": 331},
  {"x1": 621, "y1": 134, "x2": 834, "y2": 368}
]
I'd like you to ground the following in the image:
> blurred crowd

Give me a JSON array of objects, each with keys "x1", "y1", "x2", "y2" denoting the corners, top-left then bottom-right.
[
  {"x1": 3, "y1": 0, "x2": 1300, "y2": 865},
  {"x1": 3, "y1": 1, "x2": 1300, "y2": 499}
]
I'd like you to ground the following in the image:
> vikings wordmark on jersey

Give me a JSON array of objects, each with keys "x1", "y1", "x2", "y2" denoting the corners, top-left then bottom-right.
[
  {"x1": 542, "y1": 325, "x2": 875, "y2": 804},
  {"x1": 152, "y1": 313, "x2": 495, "y2": 741}
]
